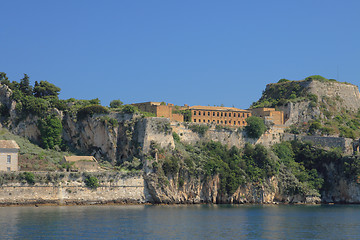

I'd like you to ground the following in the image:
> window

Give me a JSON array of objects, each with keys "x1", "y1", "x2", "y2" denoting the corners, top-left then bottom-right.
[
  {"x1": 238, "y1": 113, "x2": 240, "y2": 117},
  {"x1": 217, "y1": 120, "x2": 219, "y2": 124},
  {"x1": 238, "y1": 121, "x2": 240, "y2": 125},
  {"x1": 213, "y1": 112, "x2": 215, "y2": 116},
  {"x1": 225, "y1": 113, "x2": 227, "y2": 117},
  {"x1": 225, "y1": 121, "x2": 227, "y2": 124},
  {"x1": 208, "y1": 112, "x2": 210, "y2": 116},
  {"x1": 203, "y1": 112, "x2": 205, "y2": 116},
  {"x1": 7, "y1": 155, "x2": 11, "y2": 164},
  {"x1": 7, "y1": 167, "x2": 11, "y2": 172},
  {"x1": 247, "y1": 114, "x2": 250, "y2": 117},
  {"x1": 221, "y1": 113, "x2": 223, "y2": 117},
  {"x1": 194, "y1": 119, "x2": 196, "y2": 122},
  {"x1": 221, "y1": 121, "x2": 223, "y2": 124},
  {"x1": 217, "y1": 112, "x2": 219, "y2": 117},
  {"x1": 229, "y1": 113, "x2": 232, "y2": 117},
  {"x1": 194, "y1": 111, "x2": 197, "y2": 116},
  {"x1": 208, "y1": 120, "x2": 210, "y2": 123},
  {"x1": 203, "y1": 119, "x2": 205, "y2": 122},
  {"x1": 198, "y1": 111, "x2": 201, "y2": 115}
]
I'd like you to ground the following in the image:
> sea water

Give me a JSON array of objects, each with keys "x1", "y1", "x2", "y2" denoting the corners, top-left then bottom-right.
[{"x1": 0, "y1": 204, "x2": 359, "y2": 239}]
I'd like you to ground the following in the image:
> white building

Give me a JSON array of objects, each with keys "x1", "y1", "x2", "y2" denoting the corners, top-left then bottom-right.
[{"x1": 0, "y1": 140, "x2": 20, "y2": 171}]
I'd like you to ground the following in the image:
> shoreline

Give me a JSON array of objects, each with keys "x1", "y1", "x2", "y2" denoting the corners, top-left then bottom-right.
[{"x1": 0, "y1": 200, "x2": 352, "y2": 208}]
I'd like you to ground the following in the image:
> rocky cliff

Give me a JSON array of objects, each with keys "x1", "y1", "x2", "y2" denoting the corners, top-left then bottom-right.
[
  {"x1": 1, "y1": 80, "x2": 360, "y2": 205},
  {"x1": 277, "y1": 80, "x2": 360, "y2": 126}
]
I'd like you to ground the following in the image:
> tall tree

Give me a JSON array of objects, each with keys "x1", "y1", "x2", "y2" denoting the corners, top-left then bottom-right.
[
  {"x1": 19, "y1": 74, "x2": 33, "y2": 95},
  {"x1": 33, "y1": 80, "x2": 61, "y2": 98},
  {"x1": 0, "y1": 72, "x2": 10, "y2": 86}
]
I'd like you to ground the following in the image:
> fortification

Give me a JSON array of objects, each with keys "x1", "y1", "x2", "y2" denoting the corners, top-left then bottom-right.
[
  {"x1": 189, "y1": 106, "x2": 251, "y2": 127},
  {"x1": 132, "y1": 102, "x2": 184, "y2": 122}
]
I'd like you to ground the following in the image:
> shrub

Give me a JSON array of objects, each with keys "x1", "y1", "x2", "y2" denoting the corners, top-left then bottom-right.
[
  {"x1": 305, "y1": 75, "x2": 327, "y2": 82},
  {"x1": 245, "y1": 116, "x2": 266, "y2": 138},
  {"x1": 122, "y1": 105, "x2": 138, "y2": 114},
  {"x1": 77, "y1": 105, "x2": 109, "y2": 120},
  {"x1": 84, "y1": 175, "x2": 100, "y2": 189},
  {"x1": 172, "y1": 132, "x2": 180, "y2": 142},
  {"x1": 109, "y1": 99, "x2": 123, "y2": 108},
  {"x1": 188, "y1": 124, "x2": 209, "y2": 135},
  {"x1": 38, "y1": 115, "x2": 63, "y2": 149},
  {"x1": 278, "y1": 79, "x2": 290, "y2": 83},
  {"x1": 23, "y1": 172, "x2": 35, "y2": 185},
  {"x1": 162, "y1": 157, "x2": 180, "y2": 175}
]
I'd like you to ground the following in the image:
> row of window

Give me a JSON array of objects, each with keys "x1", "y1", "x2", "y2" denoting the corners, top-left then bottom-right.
[
  {"x1": 193, "y1": 119, "x2": 246, "y2": 125},
  {"x1": 193, "y1": 111, "x2": 250, "y2": 118}
]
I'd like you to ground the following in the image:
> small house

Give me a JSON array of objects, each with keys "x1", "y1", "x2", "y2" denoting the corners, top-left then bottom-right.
[
  {"x1": 0, "y1": 140, "x2": 20, "y2": 171},
  {"x1": 62, "y1": 156, "x2": 100, "y2": 172}
]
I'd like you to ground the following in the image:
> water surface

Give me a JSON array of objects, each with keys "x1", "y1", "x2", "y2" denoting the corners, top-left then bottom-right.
[{"x1": 0, "y1": 204, "x2": 359, "y2": 239}]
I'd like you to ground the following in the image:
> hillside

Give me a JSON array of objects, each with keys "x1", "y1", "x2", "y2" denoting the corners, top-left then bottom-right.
[
  {"x1": 252, "y1": 76, "x2": 360, "y2": 139},
  {"x1": 1, "y1": 72, "x2": 360, "y2": 204}
]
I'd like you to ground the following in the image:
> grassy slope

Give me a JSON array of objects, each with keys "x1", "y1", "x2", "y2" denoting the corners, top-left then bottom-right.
[{"x1": 0, "y1": 128, "x2": 73, "y2": 171}]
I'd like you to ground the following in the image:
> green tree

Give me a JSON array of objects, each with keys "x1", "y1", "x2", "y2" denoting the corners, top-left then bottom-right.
[
  {"x1": 109, "y1": 99, "x2": 123, "y2": 108},
  {"x1": 85, "y1": 175, "x2": 100, "y2": 189},
  {"x1": 0, "y1": 72, "x2": 10, "y2": 86},
  {"x1": 38, "y1": 115, "x2": 63, "y2": 149},
  {"x1": 122, "y1": 105, "x2": 138, "y2": 114},
  {"x1": 245, "y1": 116, "x2": 266, "y2": 138},
  {"x1": 19, "y1": 74, "x2": 33, "y2": 96},
  {"x1": 33, "y1": 80, "x2": 61, "y2": 98}
]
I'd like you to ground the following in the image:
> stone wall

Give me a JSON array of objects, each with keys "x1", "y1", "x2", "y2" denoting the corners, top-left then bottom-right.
[
  {"x1": 170, "y1": 122, "x2": 285, "y2": 149},
  {"x1": 0, "y1": 172, "x2": 148, "y2": 205},
  {"x1": 283, "y1": 133, "x2": 353, "y2": 154}
]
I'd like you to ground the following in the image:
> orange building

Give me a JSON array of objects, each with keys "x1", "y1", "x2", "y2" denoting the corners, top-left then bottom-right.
[
  {"x1": 132, "y1": 102, "x2": 184, "y2": 122},
  {"x1": 250, "y1": 107, "x2": 284, "y2": 125},
  {"x1": 189, "y1": 106, "x2": 251, "y2": 127}
]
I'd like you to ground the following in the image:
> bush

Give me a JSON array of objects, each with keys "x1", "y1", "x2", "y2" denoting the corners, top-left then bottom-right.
[
  {"x1": 172, "y1": 132, "x2": 180, "y2": 142},
  {"x1": 162, "y1": 157, "x2": 180, "y2": 175},
  {"x1": 245, "y1": 116, "x2": 266, "y2": 138},
  {"x1": 278, "y1": 79, "x2": 290, "y2": 83},
  {"x1": 122, "y1": 105, "x2": 138, "y2": 114},
  {"x1": 188, "y1": 124, "x2": 209, "y2": 135},
  {"x1": 23, "y1": 172, "x2": 35, "y2": 185},
  {"x1": 109, "y1": 99, "x2": 123, "y2": 108},
  {"x1": 77, "y1": 105, "x2": 109, "y2": 120},
  {"x1": 305, "y1": 75, "x2": 328, "y2": 82},
  {"x1": 38, "y1": 115, "x2": 63, "y2": 149},
  {"x1": 84, "y1": 175, "x2": 100, "y2": 189}
]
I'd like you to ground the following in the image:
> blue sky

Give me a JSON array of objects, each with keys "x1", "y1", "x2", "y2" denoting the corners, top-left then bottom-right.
[{"x1": 1, "y1": 0, "x2": 360, "y2": 109}]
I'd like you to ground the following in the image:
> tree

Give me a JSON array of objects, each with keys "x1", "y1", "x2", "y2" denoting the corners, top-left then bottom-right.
[
  {"x1": 19, "y1": 74, "x2": 33, "y2": 95},
  {"x1": 245, "y1": 116, "x2": 266, "y2": 138},
  {"x1": 109, "y1": 99, "x2": 123, "y2": 108},
  {"x1": 38, "y1": 115, "x2": 62, "y2": 149},
  {"x1": 33, "y1": 80, "x2": 61, "y2": 98},
  {"x1": 0, "y1": 72, "x2": 10, "y2": 86}
]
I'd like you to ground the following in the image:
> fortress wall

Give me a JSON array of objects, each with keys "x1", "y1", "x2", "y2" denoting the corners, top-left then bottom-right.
[
  {"x1": 283, "y1": 134, "x2": 353, "y2": 154},
  {"x1": 0, "y1": 172, "x2": 147, "y2": 205}
]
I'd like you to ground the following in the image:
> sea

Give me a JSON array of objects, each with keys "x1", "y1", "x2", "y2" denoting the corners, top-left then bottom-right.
[{"x1": 0, "y1": 204, "x2": 359, "y2": 239}]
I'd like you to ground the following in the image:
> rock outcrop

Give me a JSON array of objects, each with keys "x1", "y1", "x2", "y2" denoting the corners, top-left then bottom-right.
[{"x1": 144, "y1": 173, "x2": 320, "y2": 204}]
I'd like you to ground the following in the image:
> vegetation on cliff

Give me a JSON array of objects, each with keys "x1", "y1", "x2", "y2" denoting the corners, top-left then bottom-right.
[{"x1": 148, "y1": 138, "x2": 344, "y2": 199}]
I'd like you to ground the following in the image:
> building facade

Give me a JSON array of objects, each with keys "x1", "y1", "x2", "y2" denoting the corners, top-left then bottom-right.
[
  {"x1": 250, "y1": 107, "x2": 284, "y2": 125},
  {"x1": 189, "y1": 106, "x2": 252, "y2": 127},
  {"x1": 131, "y1": 102, "x2": 285, "y2": 127},
  {"x1": 132, "y1": 102, "x2": 184, "y2": 122},
  {"x1": 0, "y1": 140, "x2": 19, "y2": 171}
]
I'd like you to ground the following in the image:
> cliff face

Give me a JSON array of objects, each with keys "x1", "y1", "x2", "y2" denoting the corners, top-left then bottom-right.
[
  {"x1": 306, "y1": 80, "x2": 360, "y2": 111},
  {"x1": 144, "y1": 173, "x2": 320, "y2": 204},
  {"x1": 278, "y1": 80, "x2": 360, "y2": 126}
]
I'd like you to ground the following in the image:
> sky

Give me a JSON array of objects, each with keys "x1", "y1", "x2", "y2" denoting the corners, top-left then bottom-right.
[{"x1": 1, "y1": 0, "x2": 360, "y2": 109}]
